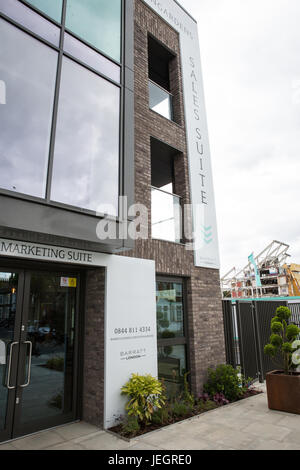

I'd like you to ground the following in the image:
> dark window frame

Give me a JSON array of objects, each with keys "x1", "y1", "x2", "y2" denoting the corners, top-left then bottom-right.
[
  {"x1": 156, "y1": 275, "x2": 191, "y2": 388},
  {"x1": 0, "y1": 0, "x2": 126, "y2": 220}
]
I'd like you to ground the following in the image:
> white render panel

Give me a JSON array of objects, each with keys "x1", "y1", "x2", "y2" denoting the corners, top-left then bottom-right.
[{"x1": 104, "y1": 256, "x2": 157, "y2": 428}]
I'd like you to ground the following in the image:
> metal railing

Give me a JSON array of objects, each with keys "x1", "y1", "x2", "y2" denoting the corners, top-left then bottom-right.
[
  {"x1": 149, "y1": 80, "x2": 173, "y2": 121},
  {"x1": 151, "y1": 186, "x2": 182, "y2": 243}
]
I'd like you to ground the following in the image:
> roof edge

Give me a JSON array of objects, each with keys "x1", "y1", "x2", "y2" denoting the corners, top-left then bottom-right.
[{"x1": 173, "y1": 0, "x2": 197, "y2": 24}]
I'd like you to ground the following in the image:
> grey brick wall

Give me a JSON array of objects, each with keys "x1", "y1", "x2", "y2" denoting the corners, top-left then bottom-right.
[{"x1": 82, "y1": 268, "x2": 105, "y2": 426}]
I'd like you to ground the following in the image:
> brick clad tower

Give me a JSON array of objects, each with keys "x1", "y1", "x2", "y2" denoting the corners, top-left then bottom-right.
[{"x1": 121, "y1": 0, "x2": 226, "y2": 395}]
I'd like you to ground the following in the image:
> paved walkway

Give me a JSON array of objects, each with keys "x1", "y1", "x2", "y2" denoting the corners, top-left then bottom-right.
[{"x1": 1, "y1": 385, "x2": 300, "y2": 450}]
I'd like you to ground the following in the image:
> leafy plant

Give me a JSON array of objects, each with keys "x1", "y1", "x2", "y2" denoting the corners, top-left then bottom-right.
[
  {"x1": 197, "y1": 399, "x2": 217, "y2": 412},
  {"x1": 121, "y1": 374, "x2": 165, "y2": 423},
  {"x1": 264, "y1": 306, "x2": 300, "y2": 374},
  {"x1": 171, "y1": 400, "x2": 191, "y2": 418},
  {"x1": 121, "y1": 415, "x2": 140, "y2": 437},
  {"x1": 212, "y1": 393, "x2": 229, "y2": 406},
  {"x1": 152, "y1": 406, "x2": 170, "y2": 425},
  {"x1": 203, "y1": 364, "x2": 247, "y2": 402},
  {"x1": 181, "y1": 372, "x2": 194, "y2": 407}
]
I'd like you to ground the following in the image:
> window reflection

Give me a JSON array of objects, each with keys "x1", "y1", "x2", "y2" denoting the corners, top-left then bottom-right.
[
  {"x1": 66, "y1": 0, "x2": 121, "y2": 63},
  {"x1": 158, "y1": 345, "x2": 187, "y2": 399},
  {"x1": 20, "y1": 273, "x2": 76, "y2": 423},
  {"x1": 156, "y1": 281, "x2": 184, "y2": 339},
  {"x1": 0, "y1": 19, "x2": 58, "y2": 198},
  {"x1": 149, "y1": 81, "x2": 173, "y2": 121},
  {"x1": 151, "y1": 188, "x2": 182, "y2": 243},
  {"x1": 64, "y1": 33, "x2": 120, "y2": 83},
  {"x1": 0, "y1": 0, "x2": 60, "y2": 45},
  {"x1": 51, "y1": 57, "x2": 120, "y2": 215},
  {"x1": 25, "y1": 0, "x2": 63, "y2": 23}
]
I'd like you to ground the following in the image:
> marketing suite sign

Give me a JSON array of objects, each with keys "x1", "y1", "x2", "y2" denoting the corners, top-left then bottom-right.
[{"x1": 144, "y1": 0, "x2": 220, "y2": 269}]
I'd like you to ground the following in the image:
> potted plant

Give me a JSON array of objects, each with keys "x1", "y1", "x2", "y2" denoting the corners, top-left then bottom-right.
[{"x1": 264, "y1": 306, "x2": 300, "y2": 414}]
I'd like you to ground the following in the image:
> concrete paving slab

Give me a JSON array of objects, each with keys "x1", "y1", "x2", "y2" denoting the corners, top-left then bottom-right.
[
  {"x1": 1, "y1": 385, "x2": 300, "y2": 450},
  {"x1": 245, "y1": 421, "x2": 291, "y2": 442},
  {"x1": 74, "y1": 431, "x2": 135, "y2": 450},
  {"x1": 0, "y1": 443, "x2": 16, "y2": 450},
  {"x1": 54, "y1": 422, "x2": 104, "y2": 441},
  {"x1": 11, "y1": 430, "x2": 64, "y2": 450}
]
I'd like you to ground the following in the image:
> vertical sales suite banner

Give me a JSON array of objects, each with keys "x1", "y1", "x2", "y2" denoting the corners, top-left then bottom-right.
[{"x1": 144, "y1": 0, "x2": 220, "y2": 269}]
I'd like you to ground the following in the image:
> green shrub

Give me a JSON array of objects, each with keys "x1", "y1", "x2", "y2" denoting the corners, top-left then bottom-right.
[
  {"x1": 181, "y1": 372, "x2": 194, "y2": 407},
  {"x1": 203, "y1": 364, "x2": 245, "y2": 402},
  {"x1": 45, "y1": 356, "x2": 64, "y2": 371},
  {"x1": 161, "y1": 330, "x2": 176, "y2": 339},
  {"x1": 270, "y1": 334, "x2": 283, "y2": 347},
  {"x1": 121, "y1": 374, "x2": 165, "y2": 423},
  {"x1": 264, "y1": 306, "x2": 300, "y2": 373},
  {"x1": 121, "y1": 416, "x2": 140, "y2": 436},
  {"x1": 271, "y1": 322, "x2": 283, "y2": 333},
  {"x1": 152, "y1": 406, "x2": 170, "y2": 425},
  {"x1": 286, "y1": 324, "x2": 300, "y2": 341},
  {"x1": 264, "y1": 344, "x2": 276, "y2": 356},
  {"x1": 197, "y1": 399, "x2": 217, "y2": 412},
  {"x1": 171, "y1": 401, "x2": 191, "y2": 418},
  {"x1": 276, "y1": 306, "x2": 291, "y2": 322}
]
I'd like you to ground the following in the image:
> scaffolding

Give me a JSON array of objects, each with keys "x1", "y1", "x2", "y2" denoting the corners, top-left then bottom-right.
[{"x1": 220, "y1": 240, "x2": 300, "y2": 299}]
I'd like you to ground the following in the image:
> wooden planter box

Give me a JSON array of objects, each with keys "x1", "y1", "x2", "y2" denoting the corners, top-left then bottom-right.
[{"x1": 266, "y1": 370, "x2": 300, "y2": 415}]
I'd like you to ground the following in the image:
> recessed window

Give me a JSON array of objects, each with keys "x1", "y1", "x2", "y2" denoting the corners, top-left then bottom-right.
[
  {"x1": 65, "y1": 0, "x2": 122, "y2": 63},
  {"x1": 148, "y1": 36, "x2": 175, "y2": 121},
  {"x1": 51, "y1": 57, "x2": 120, "y2": 215},
  {"x1": 0, "y1": 19, "x2": 57, "y2": 198},
  {"x1": 151, "y1": 139, "x2": 182, "y2": 243}
]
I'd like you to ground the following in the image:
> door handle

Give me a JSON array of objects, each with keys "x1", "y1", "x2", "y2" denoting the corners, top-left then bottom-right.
[
  {"x1": 20, "y1": 341, "x2": 32, "y2": 388},
  {"x1": 6, "y1": 342, "x2": 18, "y2": 390}
]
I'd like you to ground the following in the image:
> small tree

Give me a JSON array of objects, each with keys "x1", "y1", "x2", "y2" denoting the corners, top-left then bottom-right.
[{"x1": 264, "y1": 306, "x2": 300, "y2": 374}]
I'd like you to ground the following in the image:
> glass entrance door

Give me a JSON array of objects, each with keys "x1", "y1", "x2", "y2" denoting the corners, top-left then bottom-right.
[
  {"x1": 0, "y1": 270, "x2": 24, "y2": 443},
  {"x1": 0, "y1": 269, "x2": 79, "y2": 442}
]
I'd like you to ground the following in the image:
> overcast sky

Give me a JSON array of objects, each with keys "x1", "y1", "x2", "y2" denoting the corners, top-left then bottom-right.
[{"x1": 179, "y1": 0, "x2": 300, "y2": 276}]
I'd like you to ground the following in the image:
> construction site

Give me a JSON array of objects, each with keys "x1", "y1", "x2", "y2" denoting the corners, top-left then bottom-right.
[{"x1": 221, "y1": 240, "x2": 300, "y2": 299}]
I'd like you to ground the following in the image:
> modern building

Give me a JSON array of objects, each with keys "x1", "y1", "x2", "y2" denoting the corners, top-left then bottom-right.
[{"x1": 0, "y1": 0, "x2": 225, "y2": 443}]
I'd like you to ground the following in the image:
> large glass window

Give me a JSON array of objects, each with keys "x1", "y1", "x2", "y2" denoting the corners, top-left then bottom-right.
[
  {"x1": 157, "y1": 281, "x2": 184, "y2": 339},
  {"x1": 64, "y1": 32, "x2": 120, "y2": 83},
  {"x1": 0, "y1": 1, "x2": 123, "y2": 217},
  {"x1": 0, "y1": 18, "x2": 57, "y2": 198},
  {"x1": 25, "y1": 0, "x2": 63, "y2": 22},
  {"x1": 65, "y1": 0, "x2": 121, "y2": 63},
  {"x1": 156, "y1": 278, "x2": 188, "y2": 398},
  {"x1": 0, "y1": 0, "x2": 60, "y2": 45},
  {"x1": 51, "y1": 57, "x2": 120, "y2": 215},
  {"x1": 158, "y1": 345, "x2": 187, "y2": 400}
]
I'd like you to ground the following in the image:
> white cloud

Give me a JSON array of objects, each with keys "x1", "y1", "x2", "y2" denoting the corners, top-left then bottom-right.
[{"x1": 179, "y1": 0, "x2": 300, "y2": 274}]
